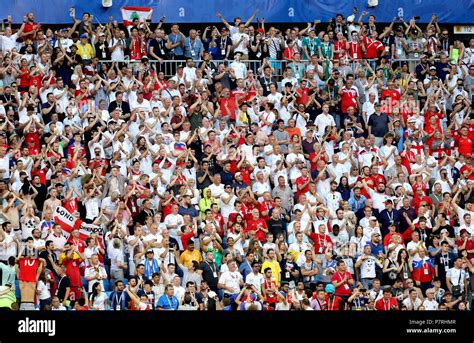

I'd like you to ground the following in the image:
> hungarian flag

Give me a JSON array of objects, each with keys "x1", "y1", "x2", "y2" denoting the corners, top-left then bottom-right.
[
  {"x1": 121, "y1": 6, "x2": 153, "y2": 28},
  {"x1": 53, "y1": 206, "x2": 105, "y2": 249}
]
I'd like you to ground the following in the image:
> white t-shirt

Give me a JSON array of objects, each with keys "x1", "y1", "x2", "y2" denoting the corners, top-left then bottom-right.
[
  {"x1": 218, "y1": 270, "x2": 243, "y2": 294},
  {"x1": 208, "y1": 183, "x2": 225, "y2": 198},
  {"x1": 229, "y1": 61, "x2": 247, "y2": 79},
  {"x1": 231, "y1": 33, "x2": 249, "y2": 54},
  {"x1": 91, "y1": 291, "x2": 108, "y2": 310},
  {"x1": 356, "y1": 255, "x2": 381, "y2": 279},
  {"x1": 422, "y1": 299, "x2": 439, "y2": 311},
  {"x1": 314, "y1": 113, "x2": 335, "y2": 137},
  {"x1": 367, "y1": 188, "x2": 391, "y2": 212},
  {"x1": 84, "y1": 264, "x2": 108, "y2": 292},
  {"x1": 402, "y1": 297, "x2": 422, "y2": 310}
]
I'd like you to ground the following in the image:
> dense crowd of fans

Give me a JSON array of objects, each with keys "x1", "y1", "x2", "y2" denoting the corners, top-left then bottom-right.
[{"x1": 0, "y1": 7, "x2": 473, "y2": 311}]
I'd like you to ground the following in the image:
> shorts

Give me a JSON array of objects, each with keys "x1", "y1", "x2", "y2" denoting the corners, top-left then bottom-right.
[{"x1": 20, "y1": 302, "x2": 36, "y2": 311}]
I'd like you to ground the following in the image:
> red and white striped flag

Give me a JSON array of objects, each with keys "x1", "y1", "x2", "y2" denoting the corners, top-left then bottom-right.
[
  {"x1": 121, "y1": 6, "x2": 153, "y2": 28},
  {"x1": 53, "y1": 206, "x2": 104, "y2": 248}
]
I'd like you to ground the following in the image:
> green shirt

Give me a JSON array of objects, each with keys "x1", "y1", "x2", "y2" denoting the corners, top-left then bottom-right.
[
  {"x1": 302, "y1": 36, "x2": 321, "y2": 58},
  {"x1": 0, "y1": 287, "x2": 16, "y2": 309}
]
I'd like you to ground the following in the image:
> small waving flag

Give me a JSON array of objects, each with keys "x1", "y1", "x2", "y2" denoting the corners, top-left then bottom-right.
[{"x1": 121, "y1": 6, "x2": 153, "y2": 29}]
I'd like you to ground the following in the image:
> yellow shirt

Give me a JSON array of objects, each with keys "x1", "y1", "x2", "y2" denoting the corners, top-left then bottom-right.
[
  {"x1": 180, "y1": 249, "x2": 203, "y2": 269},
  {"x1": 58, "y1": 251, "x2": 80, "y2": 264},
  {"x1": 261, "y1": 259, "x2": 281, "y2": 284},
  {"x1": 75, "y1": 43, "x2": 94, "y2": 60}
]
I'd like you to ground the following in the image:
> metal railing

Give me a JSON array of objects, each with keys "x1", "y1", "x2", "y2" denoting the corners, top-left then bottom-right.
[{"x1": 97, "y1": 57, "x2": 439, "y2": 78}]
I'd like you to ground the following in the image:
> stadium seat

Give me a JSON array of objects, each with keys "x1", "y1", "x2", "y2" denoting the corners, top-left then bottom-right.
[
  {"x1": 103, "y1": 279, "x2": 111, "y2": 292},
  {"x1": 15, "y1": 280, "x2": 20, "y2": 299}
]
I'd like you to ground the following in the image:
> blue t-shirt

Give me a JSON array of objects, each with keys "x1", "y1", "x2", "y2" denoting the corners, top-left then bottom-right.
[{"x1": 156, "y1": 295, "x2": 179, "y2": 310}]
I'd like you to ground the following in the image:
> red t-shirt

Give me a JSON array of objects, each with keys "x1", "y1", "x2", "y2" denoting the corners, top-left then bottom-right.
[
  {"x1": 380, "y1": 89, "x2": 400, "y2": 115},
  {"x1": 309, "y1": 233, "x2": 333, "y2": 254},
  {"x1": 61, "y1": 255, "x2": 82, "y2": 287},
  {"x1": 295, "y1": 87, "x2": 309, "y2": 106},
  {"x1": 331, "y1": 271, "x2": 353, "y2": 297},
  {"x1": 348, "y1": 41, "x2": 363, "y2": 60},
  {"x1": 411, "y1": 195, "x2": 432, "y2": 212},
  {"x1": 67, "y1": 144, "x2": 86, "y2": 159},
  {"x1": 295, "y1": 175, "x2": 310, "y2": 199},
  {"x1": 457, "y1": 136, "x2": 473, "y2": 156},
  {"x1": 69, "y1": 238, "x2": 86, "y2": 254},
  {"x1": 18, "y1": 257, "x2": 40, "y2": 282},
  {"x1": 324, "y1": 294, "x2": 344, "y2": 311},
  {"x1": 245, "y1": 218, "x2": 268, "y2": 242},
  {"x1": 375, "y1": 297, "x2": 399, "y2": 311},
  {"x1": 383, "y1": 232, "x2": 403, "y2": 247},
  {"x1": 363, "y1": 37, "x2": 384, "y2": 59},
  {"x1": 219, "y1": 97, "x2": 237, "y2": 120},
  {"x1": 333, "y1": 39, "x2": 347, "y2": 59},
  {"x1": 340, "y1": 86, "x2": 358, "y2": 113}
]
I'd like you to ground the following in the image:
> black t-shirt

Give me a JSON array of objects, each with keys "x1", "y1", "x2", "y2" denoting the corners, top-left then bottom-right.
[
  {"x1": 279, "y1": 259, "x2": 299, "y2": 284},
  {"x1": 56, "y1": 275, "x2": 71, "y2": 302},
  {"x1": 267, "y1": 218, "x2": 285, "y2": 238},
  {"x1": 0, "y1": 93, "x2": 18, "y2": 112},
  {"x1": 196, "y1": 171, "x2": 213, "y2": 190},
  {"x1": 368, "y1": 112, "x2": 389, "y2": 138},
  {"x1": 198, "y1": 260, "x2": 219, "y2": 287},
  {"x1": 220, "y1": 171, "x2": 234, "y2": 186},
  {"x1": 32, "y1": 183, "x2": 48, "y2": 210},
  {"x1": 434, "y1": 252, "x2": 455, "y2": 284},
  {"x1": 439, "y1": 224, "x2": 455, "y2": 238},
  {"x1": 41, "y1": 102, "x2": 56, "y2": 125},
  {"x1": 148, "y1": 38, "x2": 169, "y2": 59},
  {"x1": 95, "y1": 40, "x2": 110, "y2": 60},
  {"x1": 108, "y1": 100, "x2": 131, "y2": 116},
  {"x1": 39, "y1": 250, "x2": 58, "y2": 278}
]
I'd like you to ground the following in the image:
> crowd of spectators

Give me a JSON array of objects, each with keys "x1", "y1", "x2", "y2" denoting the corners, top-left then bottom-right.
[{"x1": 0, "y1": 7, "x2": 473, "y2": 311}]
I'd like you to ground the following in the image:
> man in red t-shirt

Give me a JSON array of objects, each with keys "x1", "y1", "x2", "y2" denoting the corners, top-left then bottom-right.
[
  {"x1": 412, "y1": 188, "x2": 433, "y2": 212},
  {"x1": 340, "y1": 79, "x2": 359, "y2": 114},
  {"x1": 307, "y1": 223, "x2": 333, "y2": 255},
  {"x1": 361, "y1": 33, "x2": 385, "y2": 60},
  {"x1": 295, "y1": 80, "x2": 309, "y2": 106},
  {"x1": 18, "y1": 239, "x2": 46, "y2": 310},
  {"x1": 456, "y1": 229, "x2": 474, "y2": 260},
  {"x1": 219, "y1": 88, "x2": 237, "y2": 121},
  {"x1": 324, "y1": 284, "x2": 344, "y2": 311},
  {"x1": 456, "y1": 126, "x2": 473, "y2": 157},
  {"x1": 59, "y1": 242, "x2": 83, "y2": 301},
  {"x1": 245, "y1": 208, "x2": 269, "y2": 242},
  {"x1": 380, "y1": 82, "x2": 400, "y2": 115},
  {"x1": 375, "y1": 287, "x2": 399, "y2": 311},
  {"x1": 295, "y1": 167, "x2": 311, "y2": 199},
  {"x1": 331, "y1": 260, "x2": 354, "y2": 299},
  {"x1": 22, "y1": 12, "x2": 41, "y2": 41}
]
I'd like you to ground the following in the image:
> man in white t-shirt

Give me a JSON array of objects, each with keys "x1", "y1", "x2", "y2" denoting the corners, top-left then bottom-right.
[
  {"x1": 355, "y1": 244, "x2": 383, "y2": 289},
  {"x1": 422, "y1": 288, "x2": 439, "y2": 310},
  {"x1": 231, "y1": 23, "x2": 249, "y2": 58},
  {"x1": 218, "y1": 260, "x2": 243, "y2": 297},
  {"x1": 245, "y1": 262, "x2": 264, "y2": 293},
  {"x1": 229, "y1": 53, "x2": 247, "y2": 80},
  {"x1": 402, "y1": 288, "x2": 422, "y2": 310},
  {"x1": 314, "y1": 104, "x2": 336, "y2": 137},
  {"x1": 362, "y1": 180, "x2": 391, "y2": 212},
  {"x1": 0, "y1": 24, "x2": 23, "y2": 53},
  {"x1": 84, "y1": 254, "x2": 108, "y2": 292}
]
